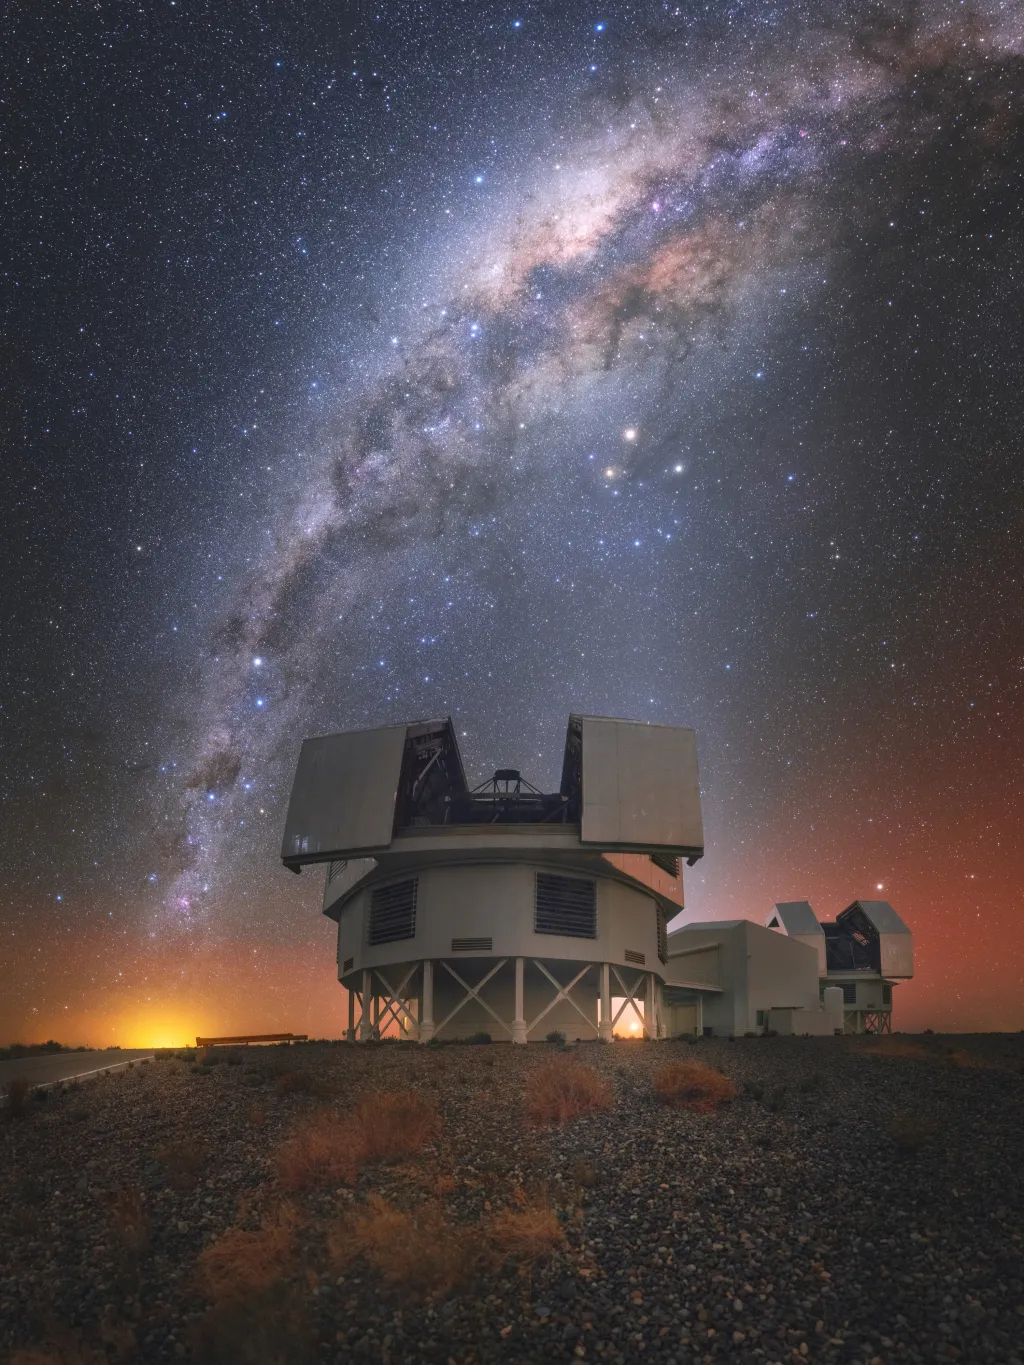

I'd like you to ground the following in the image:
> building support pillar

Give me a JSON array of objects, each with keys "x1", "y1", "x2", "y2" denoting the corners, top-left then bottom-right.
[
  {"x1": 419, "y1": 960, "x2": 435, "y2": 1043},
  {"x1": 599, "y1": 962, "x2": 613, "y2": 1042},
  {"x1": 346, "y1": 984, "x2": 356, "y2": 1043},
  {"x1": 644, "y1": 972, "x2": 656, "y2": 1039},
  {"x1": 656, "y1": 980, "x2": 668, "y2": 1039},
  {"x1": 359, "y1": 969, "x2": 373, "y2": 1042},
  {"x1": 512, "y1": 956, "x2": 528, "y2": 1044}
]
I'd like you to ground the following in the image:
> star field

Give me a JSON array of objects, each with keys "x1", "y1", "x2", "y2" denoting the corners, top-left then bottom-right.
[{"x1": 3, "y1": 1, "x2": 1024, "y2": 1044}]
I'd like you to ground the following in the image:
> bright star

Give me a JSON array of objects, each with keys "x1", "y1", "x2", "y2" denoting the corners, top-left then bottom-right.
[{"x1": 623, "y1": 428, "x2": 637, "y2": 441}]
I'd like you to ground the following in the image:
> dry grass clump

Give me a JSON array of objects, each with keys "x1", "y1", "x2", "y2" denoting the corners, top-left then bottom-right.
[
  {"x1": 860, "y1": 1038, "x2": 932, "y2": 1061},
  {"x1": 4, "y1": 1074, "x2": 33, "y2": 1117},
  {"x1": 190, "y1": 1285, "x2": 311, "y2": 1365},
  {"x1": 352, "y1": 1089, "x2": 439, "y2": 1164},
  {"x1": 946, "y1": 1048, "x2": 988, "y2": 1069},
  {"x1": 275, "y1": 1089, "x2": 438, "y2": 1189},
  {"x1": 275, "y1": 1110, "x2": 355, "y2": 1188},
  {"x1": 487, "y1": 1204, "x2": 566, "y2": 1261},
  {"x1": 157, "y1": 1139, "x2": 207, "y2": 1190},
  {"x1": 653, "y1": 1061, "x2": 737, "y2": 1113},
  {"x1": 525, "y1": 1058, "x2": 612, "y2": 1126},
  {"x1": 329, "y1": 1193, "x2": 477, "y2": 1298},
  {"x1": 110, "y1": 1186, "x2": 149, "y2": 1254},
  {"x1": 886, "y1": 1111, "x2": 936, "y2": 1154},
  {"x1": 197, "y1": 1204, "x2": 300, "y2": 1302}
]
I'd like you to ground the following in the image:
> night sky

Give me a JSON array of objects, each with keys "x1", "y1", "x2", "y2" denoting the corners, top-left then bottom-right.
[{"x1": 4, "y1": 1, "x2": 1023, "y2": 1046}]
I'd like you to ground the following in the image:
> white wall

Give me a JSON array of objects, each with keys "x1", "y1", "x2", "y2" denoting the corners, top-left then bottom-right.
[{"x1": 336, "y1": 861, "x2": 663, "y2": 980}]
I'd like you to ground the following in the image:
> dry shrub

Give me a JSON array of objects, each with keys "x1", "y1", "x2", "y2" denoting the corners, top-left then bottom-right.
[
  {"x1": 887, "y1": 1112, "x2": 935, "y2": 1154},
  {"x1": 525, "y1": 1058, "x2": 612, "y2": 1126},
  {"x1": 947, "y1": 1048, "x2": 987, "y2": 1069},
  {"x1": 4, "y1": 1075, "x2": 32, "y2": 1117},
  {"x1": 9, "y1": 1316, "x2": 135, "y2": 1365},
  {"x1": 275, "y1": 1090, "x2": 438, "y2": 1189},
  {"x1": 487, "y1": 1204, "x2": 566, "y2": 1262},
  {"x1": 190, "y1": 1285, "x2": 311, "y2": 1365},
  {"x1": 860, "y1": 1038, "x2": 932, "y2": 1061},
  {"x1": 110, "y1": 1187, "x2": 149, "y2": 1254},
  {"x1": 198, "y1": 1205, "x2": 299, "y2": 1303},
  {"x1": 653, "y1": 1061, "x2": 737, "y2": 1113},
  {"x1": 275, "y1": 1110, "x2": 355, "y2": 1189},
  {"x1": 157, "y1": 1139, "x2": 207, "y2": 1190},
  {"x1": 350, "y1": 1090, "x2": 439, "y2": 1165},
  {"x1": 329, "y1": 1193, "x2": 476, "y2": 1298},
  {"x1": 9, "y1": 1344, "x2": 94, "y2": 1365}
]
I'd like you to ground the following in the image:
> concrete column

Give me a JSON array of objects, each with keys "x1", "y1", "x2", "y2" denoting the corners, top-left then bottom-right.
[
  {"x1": 346, "y1": 985, "x2": 356, "y2": 1043},
  {"x1": 696, "y1": 993, "x2": 703, "y2": 1037},
  {"x1": 599, "y1": 962, "x2": 613, "y2": 1041},
  {"x1": 512, "y1": 957, "x2": 528, "y2": 1044},
  {"x1": 644, "y1": 972, "x2": 656, "y2": 1039},
  {"x1": 359, "y1": 969, "x2": 373, "y2": 1041},
  {"x1": 656, "y1": 980, "x2": 668, "y2": 1039},
  {"x1": 371, "y1": 987, "x2": 380, "y2": 1040},
  {"x1": 419, "y1": 960, "x2": 435, "y2": 1043}
]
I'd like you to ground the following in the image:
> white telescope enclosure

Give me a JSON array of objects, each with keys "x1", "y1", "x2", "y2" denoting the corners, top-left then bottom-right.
[{"x1": 281, "y1": 715, "x2": 703, "y2": 1041}]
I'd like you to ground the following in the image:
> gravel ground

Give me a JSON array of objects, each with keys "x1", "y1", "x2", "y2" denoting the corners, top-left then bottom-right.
[{"x1": 1, "y1": 1034, "x2": 1022, "y2": 1365}]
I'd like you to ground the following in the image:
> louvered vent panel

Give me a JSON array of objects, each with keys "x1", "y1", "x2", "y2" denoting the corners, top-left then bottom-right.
[
  {"x1": 657, "y1": 906, "x2": 668, "y2": 964},
  {"x1": 841, "y1": 983, "x2": 856, "y2": 1004},
  {"x1": 624, "y1": 948, "x2": 646, "y2": 965},
  {"x1": 451, "y1": 937, "x2": 492, "y2": 953},
  {"x1": 327, "y1": 859, "x2": 347, "y2": 885},
  {"x1": 342, "y1": 956, "x2": 354, "y2": 972},
  {"x1": 367, "y1": 879, "x2": 417, "y2": 945},
  {"x1": 649, "y1": 852, "x2": 680, "y2": 877},
  {"x1": 534, "y1": 874, "x2": 597, "y2": 939}
]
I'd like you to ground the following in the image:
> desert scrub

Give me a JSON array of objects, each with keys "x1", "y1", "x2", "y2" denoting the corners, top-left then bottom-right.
[
  {"x1": 329, "y1": 1193, "x2": 479, "y2": 1298},
  {"x1": 275, "y1": 1090, "x2": 438, "y2": 1189},
  {"x1": 525, "y1": 1057, "x2": 612, "y2": 1126},
  {"x1": 653, "y1": 1061, "x2": 736, "y2": 1113}
]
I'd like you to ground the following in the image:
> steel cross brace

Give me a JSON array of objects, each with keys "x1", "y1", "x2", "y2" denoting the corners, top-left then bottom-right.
[
  {"x1": 610, "y1": 965, "x2": 647, "y2": 1034},
  {"x1": 372, "y1": 964, "x2": 419, "y2": 1036},
  {"x1": 436, "y1": 958, "x2": 512, "y2": 1036},
  {"x1": 527, "y1": 961, "x2": 595, "y2": 1034}
]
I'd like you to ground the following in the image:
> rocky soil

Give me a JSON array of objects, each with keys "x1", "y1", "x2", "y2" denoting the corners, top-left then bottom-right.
[{"x1": 2, "y1": 1033, "x2": 1022, "y2": 1365}]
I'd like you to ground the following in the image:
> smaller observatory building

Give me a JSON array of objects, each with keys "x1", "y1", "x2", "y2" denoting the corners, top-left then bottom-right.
[{"x1": 281, "y1": 715, "x2": 913, "y2": 1039}]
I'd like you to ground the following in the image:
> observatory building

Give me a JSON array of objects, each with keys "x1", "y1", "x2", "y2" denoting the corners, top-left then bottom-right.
[
  {"x1": 281, "y1": 715, "x2": 702, "y2": 1041},
  {"x1": 281, "y1": 715, "x2": 914, "y2": 1040},
  {"x1": 661, "y1": 899, "x2": 914, "y2": 1037}
]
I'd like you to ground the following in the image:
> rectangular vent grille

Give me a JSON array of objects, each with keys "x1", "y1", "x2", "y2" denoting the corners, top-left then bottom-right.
[
  {"x1": 657, "y1": 906, "x2": 668, "y2": 964},
  {"x1": 327, "y1": 859, "x2": 347, "y2": 886},
  {"x1": 451, "y1": 937, "x2": 492, "y2": 953},
  {"x1": 882, "y1": 983, "x2": 892, "y2": 1006},
  {"x1": 649, "y1": 852, "x2": 680, "y2": 877},
  {"x1": 841, "y1": 983, "x2": 856, "y2": 1005},
  {"x1": 535, "y1": 874, "x2": 597, "y2": 939},
  {"x1": 624, "y1": 948, "x2": 646, "y2": 966},
  {"x1": 342, "y1": 956, "x2": 354, "y2": 973},
  {"x1": 368, "y1": 879, "x2": 417, "y2": 946}
]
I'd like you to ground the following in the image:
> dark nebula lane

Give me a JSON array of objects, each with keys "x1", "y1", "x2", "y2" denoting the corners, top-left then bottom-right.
[{"x1": 4, "y1": 1, "x2": 1023, "y2": 1044}]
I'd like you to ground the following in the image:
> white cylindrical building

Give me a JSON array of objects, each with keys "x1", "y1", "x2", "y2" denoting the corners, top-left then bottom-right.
[{"x1": 281, "y1": 715, "x2": 704, "y2": 1042}]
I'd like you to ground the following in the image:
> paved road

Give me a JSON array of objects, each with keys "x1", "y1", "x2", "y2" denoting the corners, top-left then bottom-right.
[{"x1": 0, "y1": 1049, "x2": 155, "y2": 1089}]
